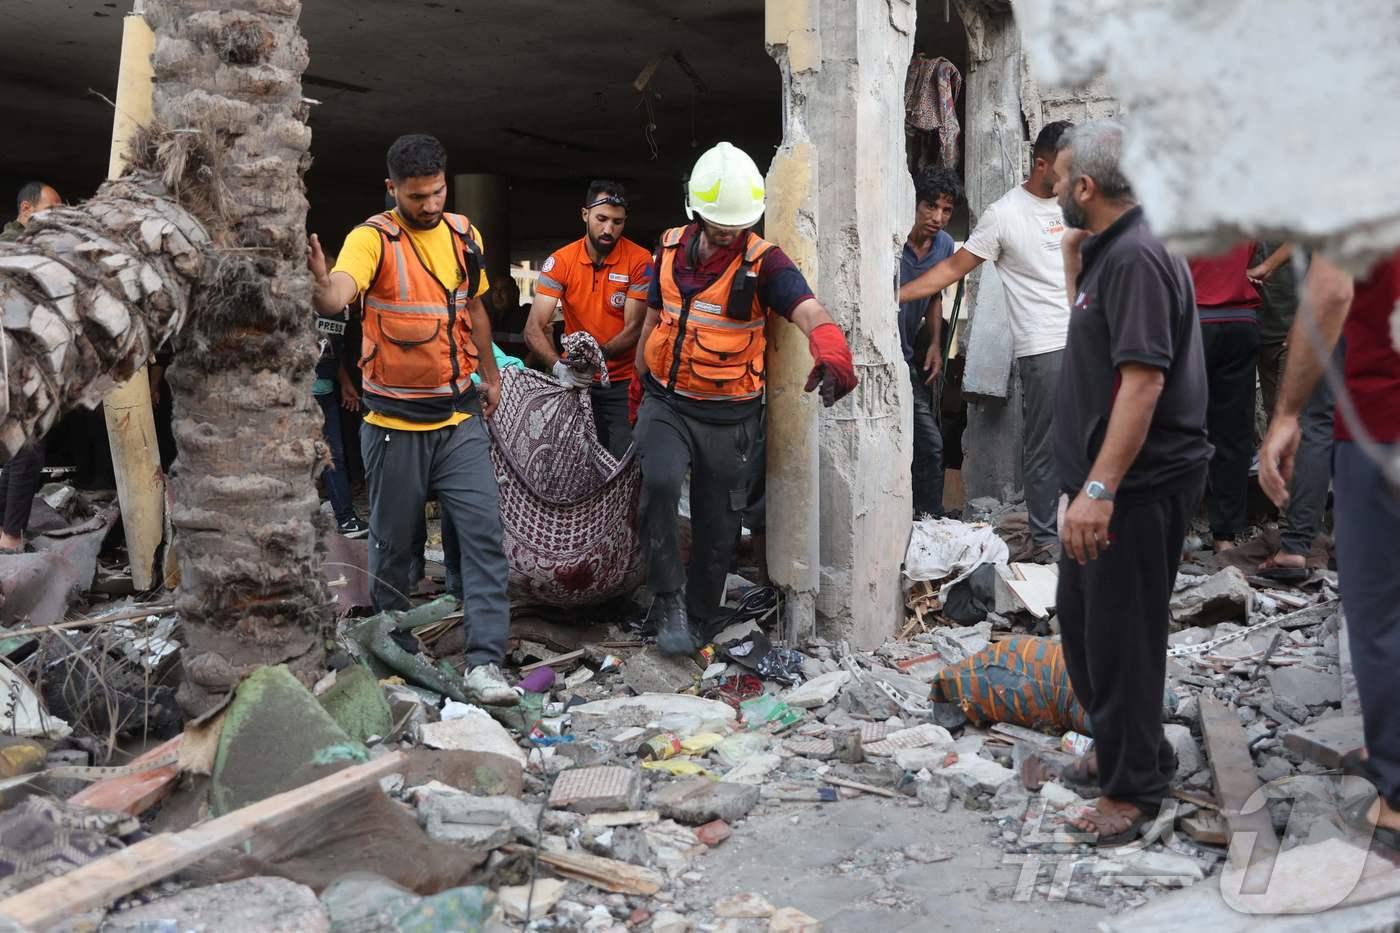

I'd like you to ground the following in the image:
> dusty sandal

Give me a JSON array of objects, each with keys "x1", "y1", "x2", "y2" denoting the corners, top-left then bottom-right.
[{"x1": 1067, "y1": 801, "x2": 1154, "y2": 847}]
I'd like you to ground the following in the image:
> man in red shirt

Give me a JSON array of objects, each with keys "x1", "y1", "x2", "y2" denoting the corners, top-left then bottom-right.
[
  {"x1": 526, "y1": 181, "x2": 652, "y2": 457},
  {"x1": 1188, "y1": 243, "x2": 1261, "y2": 551},
  {"x1": 1260, "y1": 251, "x2": 1400, "y2": 849}
]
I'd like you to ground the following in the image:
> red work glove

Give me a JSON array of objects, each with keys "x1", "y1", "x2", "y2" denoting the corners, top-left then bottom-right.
[
  {"x1": 804, "y1": 322, "x2": 858, "y2": 406},
  {"x1": 628, "y1": 376, "x2": 644, "y2": 425}
]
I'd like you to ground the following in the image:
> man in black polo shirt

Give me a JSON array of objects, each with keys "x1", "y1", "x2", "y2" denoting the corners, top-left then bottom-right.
[{"x1": 1051, "y1": 121, "x2": 1212, "y2": 844}]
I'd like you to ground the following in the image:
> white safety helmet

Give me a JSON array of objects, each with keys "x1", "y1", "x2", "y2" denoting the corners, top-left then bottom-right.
[{"x1": 685, "y1": 142, "x2": 766, "y2": 228}]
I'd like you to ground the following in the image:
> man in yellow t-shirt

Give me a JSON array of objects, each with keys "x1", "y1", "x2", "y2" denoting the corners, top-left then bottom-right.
[{"x1": 308, "y1": 134, "x2": 515, "y2": 706}]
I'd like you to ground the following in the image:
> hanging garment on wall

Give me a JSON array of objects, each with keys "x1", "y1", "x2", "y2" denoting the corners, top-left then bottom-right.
[{"x1": 904, "y1": 54, "x2": 964, "y2": 172}]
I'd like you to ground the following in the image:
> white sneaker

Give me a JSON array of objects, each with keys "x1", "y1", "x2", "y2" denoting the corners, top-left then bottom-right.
[{"x1": 464, "y1": 663, "x2": 518, "y2": 706}]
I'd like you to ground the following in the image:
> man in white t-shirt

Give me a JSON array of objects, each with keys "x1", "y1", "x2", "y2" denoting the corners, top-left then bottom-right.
[{"x1": 899, "y1": 121, "x2": 1074, "y2": 559}]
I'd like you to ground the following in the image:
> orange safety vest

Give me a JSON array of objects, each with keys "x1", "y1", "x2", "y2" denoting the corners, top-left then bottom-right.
[
  {"x1": 358, "y1": 211, "x2": 482, "y2": 408},
  {"x1": 644, "y1": 226, "x2": 775, "y2": 402}
]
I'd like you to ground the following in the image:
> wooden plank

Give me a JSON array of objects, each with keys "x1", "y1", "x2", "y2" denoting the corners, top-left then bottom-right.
[
  {"x1": 1282, "y1": 713, "x2": 1364, "y2": 769},
  {"x1": 507, "y1": 846, "x2": 663, "y2": 896},
  {"x1": 0, "y1": 752, "x2": 405, "y2": 930},
  {"x1": 823, "y1": 776, "x2": 899, "y2": 799},
  {"x1": 585, "y1": 810, "x2": 660, "y2": 828},
  {"x1": 1199, "y1": 696, "x2": 1279, "y2": 885},
  {"x1": 69, "y1": 736, "x2": 182, "y2": 816},
  {"x1": 1181, "y1": 812, "x2": 1229, "y2": 846},
  {"x1": 519, "y1": 649, "x2": 585, "y2": 673}
]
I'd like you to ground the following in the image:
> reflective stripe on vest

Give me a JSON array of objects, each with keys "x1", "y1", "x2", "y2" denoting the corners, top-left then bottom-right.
[
  {"x1": 358, "y1": 211, "x2": 481, "y2": 402},
  {"x1": 644, "y1": 226, "x2": 774, "y2": 402}
]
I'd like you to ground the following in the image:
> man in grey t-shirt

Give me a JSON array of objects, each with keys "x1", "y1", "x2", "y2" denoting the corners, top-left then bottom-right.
[{"x1": 900, "y1": 122, "x2": 1074, "y2": 559}]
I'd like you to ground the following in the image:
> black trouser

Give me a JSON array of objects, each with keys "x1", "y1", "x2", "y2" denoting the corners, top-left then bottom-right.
[
  {"x1": 635, "y1": 394, "x2": 760, "y2": 627},
  {"x1": 1200, "y1": 319, "x2": 1260, "y2": 540},
  {"x1": 1, "y1": 442, "x2": 44, "y2": 538},
  {"x1": 1056, "y1": 468, "x2": 1205, "y2": 811},
  {"x1": 591, "y1": 381, "x2": 633, "y2": 459},
  {"x1": 1335, "y1": 442, "x2": 1400, "y2": 805}
]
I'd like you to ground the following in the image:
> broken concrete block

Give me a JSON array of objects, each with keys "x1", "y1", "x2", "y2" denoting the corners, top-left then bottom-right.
[
  {"x1": 1257, "y1": 756, "x2": 1293, "y2": 784},
  {"x1": 1039, "y1": 781, "x2": 1082, "y2": 811},
  {"x1": 1267, "y1": 667, "x2": 1341, "y2": 708},
  {"x1": 651, "y1": 777, "x2": 760, "y2": 825},
  {"x1": 416, "y1": 707, "x2": 527, "y2": 770},
  {"x1": 317, "y1": 665, "x2": 393, "y2": 745},
  {"x1": 864, "y1": 723, "x2": 954, "y2": 757},
  {"x1": 1169, "y1": 567, "x2": 1252, "y2": 625},
  {"x1": 768, "y1": 906, "x2": 821, "y2": 932},
  {"x1": 621, "y1": 647, "x2": 702, "y2": 695},
  {"x1": 1283, "y1": 713, "x2": 1363, "y2": 768},
  {"x1": 547, "y1": 765, "x2": 641, "y2": 813},
  {"x1": 721, "y1": 751, "x2": 782, "y2": 785},
  {"x1": 695, "y1": 819, "x2": 732, "y2": 846},
  {"x1": 1094, "y1": 848, "x2": 1205, "y2": 888},
  {"x1": 781, "y1": 670, "x2": 850, "y2": 709},
  {"x1": 105, "y1": 877, "x2": 329, "y2": 932},
  {"x1": 934, "y1": 754, "x2": 1015, "y2": 797},
  {"x1": 211, "y1": 665, "x2": 368, "y2": 817},
  {"x1": 644, "y1": 819, "x2": 703, "y2": 874},
  {"x1": 1162, "y1": 724, "x2": 1202, "y2": 775},
  {"x1": 715, "y1": 893, "x2": 775, "y2": 919},
  {"x1": 392, "y1": 748, "x2": 523, "y2": 798},
  {"x1": 497, "y1": 878, "x2": 569, "y2": 921},
  {"x1": 412, "y1": 785, "x2": 540, "y2": 848},
  {"x1": 893, "y1": 747, "x2": 954, "y2": 773},
  {"x1": 652, "y1": 909, "x2": 693, "y2": 933},
  {"x1": 927, "y1": 621, "x2": 993, "y2": 664}
]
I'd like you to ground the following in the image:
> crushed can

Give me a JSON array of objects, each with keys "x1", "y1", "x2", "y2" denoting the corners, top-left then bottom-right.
[
  {"x1": 638, "y1": 732, "x2": 684, "y2": 761},
  {"x1": 1060, "y1": 730, "x2": 1094, "y2": 756}
]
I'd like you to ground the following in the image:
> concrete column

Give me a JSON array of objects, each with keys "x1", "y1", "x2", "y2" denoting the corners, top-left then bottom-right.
[
  {"x1": 768, "y1": 0, "x2": 916, "y2": 648},
  {"x1": 763, "y1": 1, "x2": 822, "y2": 645},
  {"x1": 103, "y1": 2, "x2": 164, "y2": 590},
  {"x1": 453, "y1": 173, "x2": 510, "y2": 291}
]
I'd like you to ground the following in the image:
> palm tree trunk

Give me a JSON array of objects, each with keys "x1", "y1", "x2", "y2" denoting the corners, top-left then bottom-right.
[
  {"x1": 0, "y1": 178, "x2": 207, "y2": 461},
  {"x1": 146, "y1": 0, "x2": 330, "y2": 717}
]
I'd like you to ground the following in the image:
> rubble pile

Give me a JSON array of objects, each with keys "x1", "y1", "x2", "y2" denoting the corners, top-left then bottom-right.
[{"x1": 0, "y1": 493, "x2": 1381, "y2": 932}]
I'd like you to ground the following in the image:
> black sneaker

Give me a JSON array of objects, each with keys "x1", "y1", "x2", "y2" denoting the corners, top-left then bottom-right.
[
  {"x1": 338, "y1": 516, "x2": 369, "y2": 539},
  {"x1": 652, "y1": 592, "x2": 699, "y2": 657}
]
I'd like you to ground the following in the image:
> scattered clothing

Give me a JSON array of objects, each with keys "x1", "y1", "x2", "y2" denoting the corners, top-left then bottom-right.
[{"x1": 904, "y1": 54, "x2": 963, "y2": 173}]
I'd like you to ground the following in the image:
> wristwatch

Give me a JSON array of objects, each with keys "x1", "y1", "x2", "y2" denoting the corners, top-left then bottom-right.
[{"x1": 1084, "y1": 480, "x2": 1114, "y2": 502}]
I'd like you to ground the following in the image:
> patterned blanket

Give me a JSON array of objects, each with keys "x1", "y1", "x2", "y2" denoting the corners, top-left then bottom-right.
[{"x1": 488, "y1": 333, "x2": 642, "y2": 606}]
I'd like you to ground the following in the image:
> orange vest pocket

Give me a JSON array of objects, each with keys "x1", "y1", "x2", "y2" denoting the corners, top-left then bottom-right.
[{"x1": 374, "y1": 315, "x2": 446, "y2": 389}]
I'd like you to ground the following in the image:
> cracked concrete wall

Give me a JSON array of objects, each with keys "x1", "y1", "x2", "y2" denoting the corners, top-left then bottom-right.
[
  {"x1": 767, "y1": 0, "x2": 915, "y2": 648},
  {"x1": 1014, "y1": 0, "x2": 1400, "y2": 269}
]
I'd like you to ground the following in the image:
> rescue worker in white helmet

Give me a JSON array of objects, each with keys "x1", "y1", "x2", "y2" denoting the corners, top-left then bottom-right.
[{"x1": 631, "y1": 142, "x2": 858, "y2": 655}]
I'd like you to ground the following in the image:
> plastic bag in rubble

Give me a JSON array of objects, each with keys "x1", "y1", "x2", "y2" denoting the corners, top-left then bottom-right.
[
  {"x1": 320, "y1": 872, "x2": 494, "y2": 933},
  {"x1": 904, "y1": 516, "x2": 1009, "y2": 599},
  {"x1": 929, "y1": 635, "x2": 1089, "y2": 735}
]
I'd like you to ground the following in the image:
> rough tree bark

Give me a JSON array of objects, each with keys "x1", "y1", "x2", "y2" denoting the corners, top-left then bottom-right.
[{"x1": 146, "y1": 0, "x2": 330, "y2": 717}]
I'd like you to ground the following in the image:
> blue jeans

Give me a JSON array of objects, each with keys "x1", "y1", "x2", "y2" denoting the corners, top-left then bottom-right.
[
  {"x1": 910, "y1": 363, "x2": 944, "y2": 518},
  {"x1": 316, "y1": 391, "x2": 355, "y2": 524}
]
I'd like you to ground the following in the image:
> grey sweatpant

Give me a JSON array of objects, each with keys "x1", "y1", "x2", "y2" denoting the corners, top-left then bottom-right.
[
  {"x1": 361, "y1": 415, "x2": 510, "y2": 668},
  {"x1": 1018, "y1": 349, "x2": 1064, "y2": 549}
]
